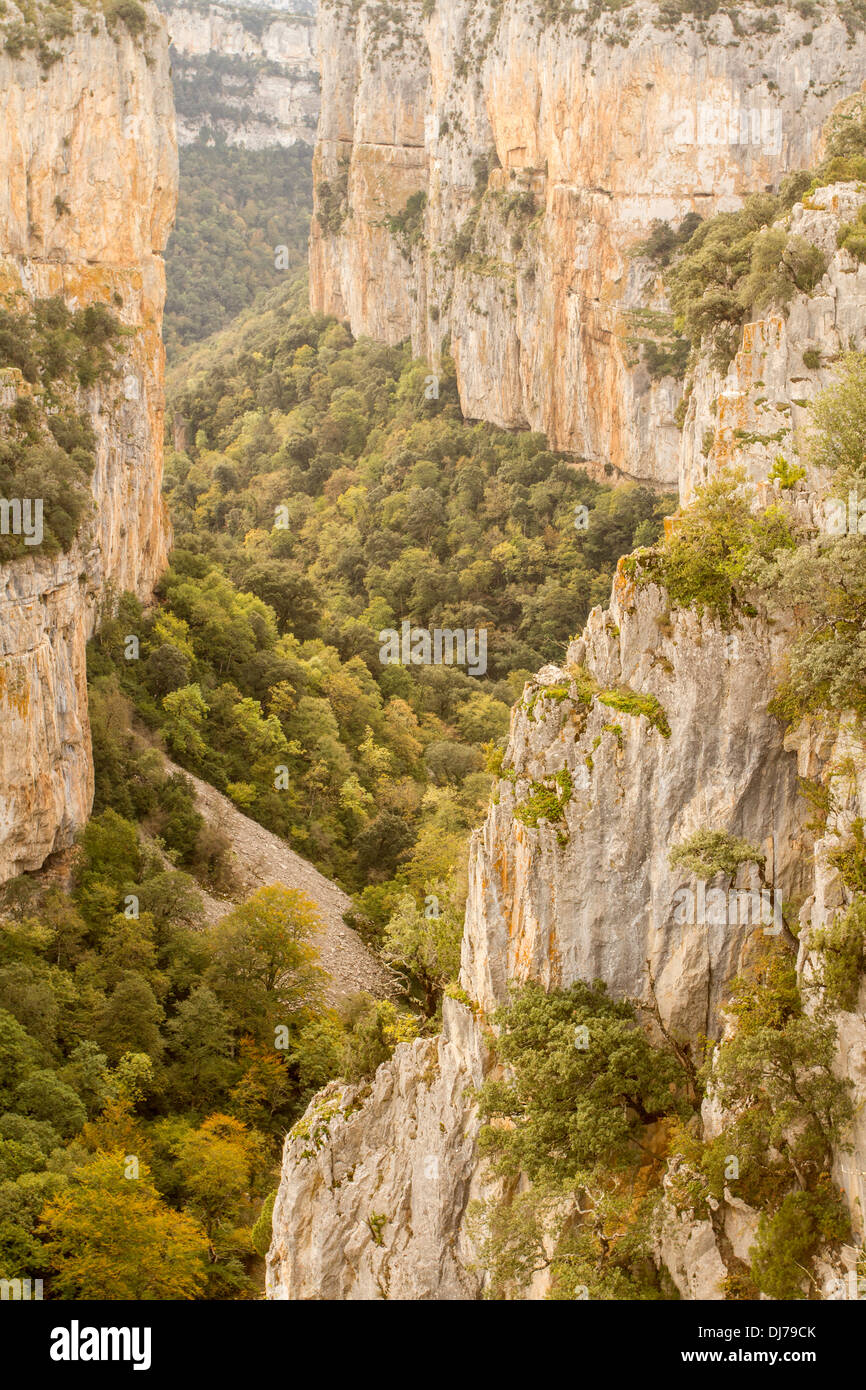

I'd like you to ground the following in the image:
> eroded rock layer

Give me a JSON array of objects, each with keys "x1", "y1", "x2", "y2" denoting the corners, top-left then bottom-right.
[
  {"x1": 0, "y1": 5, "x2": 177, "y2": 881},
  {"x1": 311, "y1": 0, "x2": 866, "y2": 484},
  {"x1": 160, "y1": 0, "x2": 319, "y2": 148}
]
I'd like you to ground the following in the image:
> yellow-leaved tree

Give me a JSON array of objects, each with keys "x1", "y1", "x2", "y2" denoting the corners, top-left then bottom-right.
[{"x1": 39, "y1": 1151, "x2": 209, "y2": 1300}]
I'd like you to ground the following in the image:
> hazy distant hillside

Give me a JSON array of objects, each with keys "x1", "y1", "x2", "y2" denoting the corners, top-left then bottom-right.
[
  {"x1": 158, "y1": 0, "x2": 319, "y2": 147},
  {"x1": 164, "y1": 141, "x2": 313, "y2": 353}
]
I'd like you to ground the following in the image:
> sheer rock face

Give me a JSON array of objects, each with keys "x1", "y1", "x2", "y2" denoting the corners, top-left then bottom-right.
[
  {"x1": 160, "y1": 0, "x2": 319, "y2": 148},
  {"x1": 0, "y1": 6, "x2": 177, "y2": 882},
  {"x1": 681, "y1": 184, "x2": 866, "y2": 502},
  {"x1": 791, "y1": 716, "x2": 866, "y2": 1249},
  {"x1": 267, "y1": 563, "x2": 865, "y2": 1300},
  {"x1": 267, "y1": 563, "x2": 813, "y2": 1299},
  {"x1": 655, "y1": 714, "x2": 866, "y2": 1300},
  {"x1": 265, "y1": 997, "x2": 487, "y2": 1300},
  {"x1": 311, "y1": 0, "x2": 866, "y2": 484},
  {"x1": 461, "y1": 571, "x2": 809, "y2": 1040}
]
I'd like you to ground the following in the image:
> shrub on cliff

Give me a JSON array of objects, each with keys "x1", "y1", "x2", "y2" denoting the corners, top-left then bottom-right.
[
  {"x1": 102, "y1": 0, "x2": 147, "y2": 37},
  {"x1": 765, "y1": 535, "x2": 866, "y2": 719},
  {"x1": 0, "y1": 297, "x2": 127, "y2": 560},
  {"x1": 668, "y1": 192, "x2": 826, "y2": 370},
  {"x1": 669, "y1": 828, "x2": 765, "y2": 880},
  {"x1": 470, "y1": 980, "x2": 692, "y2": 1298},
  {"x1": 749, "y1": 1188, "x2": 851, "y2": 1300},
  {"x1": 632, "y1": 212, "x2": 702, "y2": 267},
  {"x1": 636, "y1": 470, "x2": 796, "y2": 621},
  {"x1": 477, "y1": 980, "x2": 689, "y2": 1183},
  {"x1": 807, "y1": 349, "x2": 866, "y2": 482},
  {"x1": 813, "y1": 897, "x2": 866, "y2": 1012},
  {"x1": 837, "y1": 203, "x2": 866, "y2": 261},
  {"x1": 668, "y1": 945, "x2": 854, "y2": 1298}
]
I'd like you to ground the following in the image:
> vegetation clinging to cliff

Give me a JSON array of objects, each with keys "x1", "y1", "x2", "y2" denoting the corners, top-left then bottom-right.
[
  {"x1": 667, "y1": 182, "x2": 824, "y2": 370},
  {"x1": 1, "y1": 0, "x2": 151, "y2": 68},
  {"x1": 0, "y1": 296, "x2": 127, "y2": 560},
  {"x1": 670, "y1": 945, "x2": 853, "y2": 1299},
  {"x1": 665, "y1": 91, "x2": 866, "y2": 371},
  {"x1": 626, "y1": 469, "x2": 796, "y2": 622},
  {"x1": 472, "y1": 979, "x2": 691, "y2": 1299}
]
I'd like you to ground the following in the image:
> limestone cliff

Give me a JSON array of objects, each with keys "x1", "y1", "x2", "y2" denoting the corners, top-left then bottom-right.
[
  {"x1": 680, "y1": 180, "x2": 866, "y2": 501},
  {"x1": 311, "y1": 0, "x2": 866, "y2": 485},
  {"x1": 269, "y1": 1, "x2": 866, "y2": 1303},
  {"x1": 268, "y1": 176, "x2": 866, "y2": 1297},
  {"x1": 267, "y1": 996, "x2": 486, "y2": 1299},
  {"x1": 791, "y1": 715, "x2": 866, "y2": 1253},
  {"x1": 160, "y1": 0, "x2": 319, "y2": 147},
  {"x1": 0, "y1": 3, "x2": 177, "y2": 881},
  {"x1": 268, "y1": 538, "x2": 866, "y2": 1300},
  {"x1": 266, "y1": 561, "x2": 817, "y2": 1299}
]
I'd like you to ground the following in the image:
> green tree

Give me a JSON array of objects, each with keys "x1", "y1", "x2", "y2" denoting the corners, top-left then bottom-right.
[
  {"x1": 477, "y1": 981, "x2": 687, "y2": 1183},
  {"x1": 164, "y1": 985, "x2": 238, "y2": 1107},
  {"x1": 382, "y1": 881, "x2": 463, "y2": 1013},
  {"x1": 808, "y1": 350, "x2": 866, "y2": 481},
  {"x1": 162, "y1": 684, "x2": 210, "y2": 760},
  {"x1": 173, "y1": 1113, "x2": 266, "y2": 1238},
  {"x1": 206, "y1": 886, "x2": 325, "y2": 1041},
  {"x1": 39, "y1": 1152, "x2": 209, "y2": 1299},
  {"x1": 94, "y1": 975, "x2": 165, "y2": 1063}
]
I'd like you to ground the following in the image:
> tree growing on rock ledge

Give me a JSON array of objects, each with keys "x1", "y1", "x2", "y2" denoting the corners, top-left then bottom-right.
[{"x1": 470, "y1": 979, "x2": 692, "y2": 1299}]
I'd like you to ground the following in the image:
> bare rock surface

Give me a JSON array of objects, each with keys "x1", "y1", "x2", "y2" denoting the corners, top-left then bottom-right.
[
  {"x1": 311, "y1": 0, "x2": 866, "y2": 484},
  {"x1": 0, "y1": 2, "x2": 177, "y2": 883}
]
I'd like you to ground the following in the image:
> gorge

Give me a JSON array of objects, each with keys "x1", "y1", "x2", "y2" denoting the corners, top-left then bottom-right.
[
  {"x1": 0, "y1": 0, "x2": 865, "y2": 1309},
  {"x1": 266, "y1": 0, "x2": 866, "y2": 1300}
]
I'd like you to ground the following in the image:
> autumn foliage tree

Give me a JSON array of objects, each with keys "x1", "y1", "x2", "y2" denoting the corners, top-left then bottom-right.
[{"x1": 39, "y1": 1153, "x2": 209, "y2": 1300}]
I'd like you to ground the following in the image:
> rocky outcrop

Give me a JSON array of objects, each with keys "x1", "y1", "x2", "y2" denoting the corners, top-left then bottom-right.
[
  {"x1": 652, "y1": 706, "x2": 866, "y2": 1300},
  {"x1": 266, "y1": 996, "x2": 486, "y2": 1299},
  {"x1": 268, "y1": 548, "x2": 866, "y2": 1299},
  {"x1": 681, "y1": 182, "x2": 866, "y2": 502},
  {"x1": 267, "y1": 556, "x2": 815, "y2": 1298},
  {"x1": 311, "y1": 0, "x2": 866, "y2": 485},
  {"x1": 0, "y1": 4, "x2": 177, "y2": 881},
  {"x1": 462, "y1": 577, "x2": 809, "y2": 1039},
  {"x1": 789, "y1": 716, "x2": 866, "y2": 1249},
  {"x1": 160, "y1": 0, "x2": 319, "y2": 147}
]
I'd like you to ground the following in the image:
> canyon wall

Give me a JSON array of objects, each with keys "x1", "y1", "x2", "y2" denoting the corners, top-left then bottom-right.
[
  {"x1": 0, "y1": 3, "x2": 177, "y2": 881},
  {"x1": 269, "y1": 0, "x2": 866, "y2": 1303},
  {"x1": 266, "y1": 559, "x2": 817, "y2": 1300},
  {"x1": 269, "y1": 168, "x2": 866, "y2": 1300},
  {"x1": 268, "y1": 528, "x2": 864, "y2": 1303},
  {"x1": 311, "y1": 0, "x2": 866, "y2": 485},
  {"x1": 160, "y1": 0, "x2": 319, "y2": 147},
  {"x1": 681, "y1": 180, "x2": 866, "y2": 501}
]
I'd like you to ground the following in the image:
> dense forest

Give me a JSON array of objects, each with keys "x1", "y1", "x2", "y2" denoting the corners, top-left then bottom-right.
[
  {"x1": 146, "y1": 275, "x2": 673, "y2": 919},
  {"x1": 164, "y1": 140, "x2": 313, "y2": 354},
  {"x1": 8, "y1": 120, "x2": 864, "y2": 1298}
]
